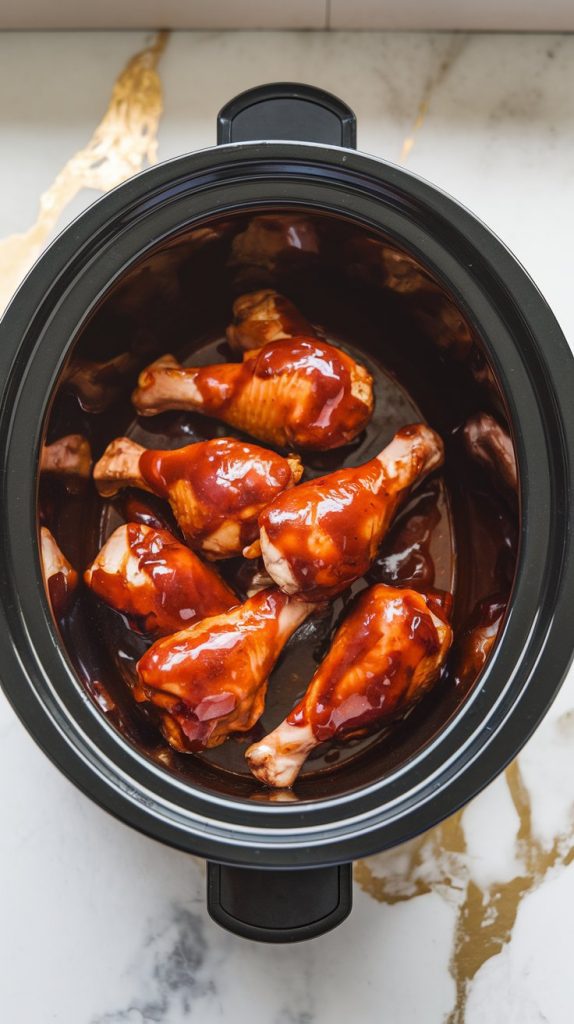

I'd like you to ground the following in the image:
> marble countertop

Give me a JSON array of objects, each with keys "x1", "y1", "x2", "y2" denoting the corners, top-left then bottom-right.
[{"x1": 1, "y1": 29, "x2": 573, "y2": 1024}]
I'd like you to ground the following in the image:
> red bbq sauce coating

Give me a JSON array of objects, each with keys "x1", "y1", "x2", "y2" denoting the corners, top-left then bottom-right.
[
  {"x1": 188, "y1": 337, "x2": 373, "y2": 450},
  {"x1": 138, "y1": 437, "x2": 300, "y2": 551},
  {"x1": 260, "y1": 457, "x2": 404, "y2": 600},
  {"x1": 259, "y1": 424, "x2": 443, "y2": 599},
  {"x1": 287, "y1": 585, "x2": 452, "y2": 743},
  {"x1": 249, "y1": 337, "x2": 372, "y2": 449},
  {"x1": 266, "y1": 460, "x2": 386, "y2": 598},
  {"x1": 136, "y1": 588, "x2": 301, "y2": 751},
  {"x1": 85, "y1": 523, "x2": 237, "y2": 636}
]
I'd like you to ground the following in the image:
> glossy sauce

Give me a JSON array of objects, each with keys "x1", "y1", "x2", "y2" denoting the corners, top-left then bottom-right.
[
  {"x1": 40, "y1": 526, "x2": 79, "y2": 617},
  {"x1": 122, "y1": 492, "x2": 175, "y2": 533},
  {"x1": 287, "y1": 587, "x2": 448, "y2": 741},
  {"x1": 47, "y1": 570, "x2": 78, "y2": 619},
  {"x1": 137, "y1": 588, "x2": 305, "y2": 751},
  {"x1": 184, "y1": 336, "x2": 373, "y2": 450},
  {"x1": 368, "y1": 482, "x2": 442, "y2": 590},
  {"x1": 262, "y1": 457, "x2": 394, "y2": 598},
  {"x1": 260, "y1": 424, "x2": 440, "y2": 600},
  {"x1": 452, "y1": 594, "x2": 507, "y2": 691},
  {"x1": 139, "y1": 437, "x2": 298, "y2": 551},
  {"x1": 252, "y1": 337, "x2": 372, "y2": 448},
  {"x1": 86, "y1": 522, "x2": 237, "y2": 636}
]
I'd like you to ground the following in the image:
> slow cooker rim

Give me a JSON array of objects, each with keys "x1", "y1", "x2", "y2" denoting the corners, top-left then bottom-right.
[{"x1": 0, "y1": 141, "x2": 573, "y2": 866}]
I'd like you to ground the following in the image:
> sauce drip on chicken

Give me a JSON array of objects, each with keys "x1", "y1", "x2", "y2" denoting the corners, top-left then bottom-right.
[
  {"x1": 136, "y1": 588, "x2": 313, "y2": 752},
  {"x1": 85, "y1": 523, "x2": 237, "y2": 636},
  {"x1": 93, "y1": 436, "x2": 302, "y2": 558},
  {"x1": 132, "y1": 336, "x2": 374, "y2": 451},
  {"x1": 252, "y1": 423, "x2": 444, "y2": 600},
  {"x1": 246, "y1": 584, "x2": 453, "y2": 788}
]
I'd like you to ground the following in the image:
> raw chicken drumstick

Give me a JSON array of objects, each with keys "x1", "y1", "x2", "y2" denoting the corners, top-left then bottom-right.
[
  {"x1": 84, "y1": 523, "x2": 237, "y2": 637},
  {"x1": 226, "y1": 289, "x2": 318, "y2": 352},
  {"x1": 136, "y1": 588, "x2": 314, "y2": 752},
  {"x1": 247, "y1": 584, "x2": 453, "y2": 788},
  {"x1": 40, "y1": 526, "x2": 78, "y2": 617},
  {"x1": 132, "y1": 337, "x2": 374, "y2": 451},
  {"x1": 248, "y1": 423, "x2": 444, "y2": 600},
  {"x1": 93, "y1": 436, "x2": 302, "y2": 559}
]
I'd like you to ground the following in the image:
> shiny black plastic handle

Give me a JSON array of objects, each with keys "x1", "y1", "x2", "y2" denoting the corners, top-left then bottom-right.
[
  {"x1": 207, "y1": 862, "x2": 352, "y2": 942},
  {"x1": 217, "y1": 82, "x2": 357, "y2": 148}
]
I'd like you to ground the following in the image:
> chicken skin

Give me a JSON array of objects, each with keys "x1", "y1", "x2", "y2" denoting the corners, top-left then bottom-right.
[
  {"x1": 226, "y1": 289, "x2": 318, "y2": 352},
  {"x1": 246, "y1": 584, "x2": 453, "y2": 788},
  {"x1": 249, "y1": 423, "x2": 444, "y2": 600},
  {"x1": 84, "y1": 523, "x2": 237, "y2": 637},
  {"x1": 132, "y1": 337, "x2": 374, "y2": 451},
  {"x1": 93, "y1": 436, "x2": 302, "y2": 558},
  {"x1": 136, "y1": 588, "x2": 313, "y2": 752},
  {"x1": 40, "y1": 526, "x2": 79, "y2": 617}
]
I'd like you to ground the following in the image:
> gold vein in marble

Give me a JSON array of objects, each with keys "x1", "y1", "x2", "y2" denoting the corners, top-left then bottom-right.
[
  {"x1": 399, "y1": 37, "x2": 467, "y2": 164},
  {"x1": 0, "y1": 30, "x2": 169, "y2": 316},
  {"x1": 355, "y1": 739, "x2": 574, "y2": 1023}
]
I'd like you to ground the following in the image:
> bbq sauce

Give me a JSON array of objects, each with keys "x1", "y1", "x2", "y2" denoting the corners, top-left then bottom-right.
[
  {"x1": 47, "y1": 571, "x2": 78, "y2": 619},
  {"x1": 260, "y1": 425, "x2": 440, "y2": 601},
  {"x1": 177, "y1": 336, "x2": 373, "y2": 450},
  {"x1": 138, "y1": 436, "x2": 298, "y2": 552},
  {"x1": 287, "y1": 587, "x2": 449, "y2": 743},
  {"x1": 86, "y1": 522, "x2": 236, "y2": 636},
  {"x1": 137, "y1": 588, "x2": 310, "y2": 753}
]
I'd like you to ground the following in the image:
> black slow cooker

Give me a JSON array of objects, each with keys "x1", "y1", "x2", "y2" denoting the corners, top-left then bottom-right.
[{"x1": 1, "y1": 84, "x2": 573, "y2": 942}]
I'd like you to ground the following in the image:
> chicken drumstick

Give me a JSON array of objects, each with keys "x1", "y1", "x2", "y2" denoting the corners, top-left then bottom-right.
[
  {"x1": 136, "y1": 588, "x2": 313, "y2": 752},
  {"x1": 246, "y1": 584, "x2": 453, "y2": 788},
  {"x1": 84, "y1": 523, "x2": 237, "y2": 636},
  {"x1": 41, "y1": 434, "x2": 93, "y2": 482},
  {"x1": 249, "y1": 423, "x2": 444, "y2": 600},
  {"x1": 132, "y1": 337, "x2": 373, "y2": 450},
  {"x1": 93, "y1": 436, "x2": 302, "y2": 558}
]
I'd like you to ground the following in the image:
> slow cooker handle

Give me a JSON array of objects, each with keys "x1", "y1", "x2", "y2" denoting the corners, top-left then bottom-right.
[
  {"x1": 217, "y1": 82, "x2": 357, "y2": 148},
  {"x1": 207, "y1": 861, "x2": 352, "y2": 942}
]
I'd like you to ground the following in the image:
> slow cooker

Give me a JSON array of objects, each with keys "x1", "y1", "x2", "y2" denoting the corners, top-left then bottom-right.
[{"x1": 1, "y1": 83, "x2": 573, "y2": 942}]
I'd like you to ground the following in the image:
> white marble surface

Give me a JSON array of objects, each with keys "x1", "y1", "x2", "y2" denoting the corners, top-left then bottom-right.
[{"x1": 1, "y1": 30, "x2": 573, "y2": 1024}]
